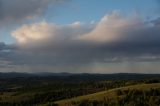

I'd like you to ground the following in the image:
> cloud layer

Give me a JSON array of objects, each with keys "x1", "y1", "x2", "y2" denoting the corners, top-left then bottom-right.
[
  {"x1": 1, "y1": 12, "x2": 160, "y2": 73},
  {"x1": 0, "y1": 0, "x2": 67, "y2": 26}
]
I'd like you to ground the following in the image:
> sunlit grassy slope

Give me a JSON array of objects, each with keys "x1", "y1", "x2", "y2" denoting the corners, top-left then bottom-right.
[{"x1": 42, "y1": 83, "x2": 160, "y2": 106}]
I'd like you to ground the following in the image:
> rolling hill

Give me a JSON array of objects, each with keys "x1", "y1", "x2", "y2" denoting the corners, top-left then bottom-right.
[{"x1": 48, "y1": 83, "x2": 160, "y2": 106}]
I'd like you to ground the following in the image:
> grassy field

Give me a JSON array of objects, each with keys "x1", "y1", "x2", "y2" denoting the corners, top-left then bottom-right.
[{"x1": 49, "y1": 83, "x2": 160, "y2": 106}]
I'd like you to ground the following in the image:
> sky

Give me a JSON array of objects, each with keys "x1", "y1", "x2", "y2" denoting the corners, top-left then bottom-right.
[{"x1": 0, "y1": 0, "x2": 160, "y2": 73}]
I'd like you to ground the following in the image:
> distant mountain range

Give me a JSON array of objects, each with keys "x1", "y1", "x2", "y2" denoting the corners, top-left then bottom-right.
[{"x1": 0, "y1": 72, "x2": 160, "y2": 80}]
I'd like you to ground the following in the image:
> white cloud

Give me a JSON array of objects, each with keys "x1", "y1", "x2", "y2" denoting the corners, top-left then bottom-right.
[
  {"x1": 79, "y1": 11, "x2": 144, "y2": 42},
  {"x1": 7, "y1": 12, "x2": 160, "y2": 73},
  {"x1": 12, "y1": 11, "x2": 146, "y2": 45},
  {"x1": 12, "y1": 21, "x2": 59, "y2": 43},
  {"x1": 12, "y1": 21, "x2": 90, "y2": 46}
]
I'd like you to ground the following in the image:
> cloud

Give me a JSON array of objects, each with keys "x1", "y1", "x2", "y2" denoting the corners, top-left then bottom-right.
[
  {"x1": 79, "y1": 11, "x2": 144, "y2": 42},
  {"x1": 0, "y1": 0, "x2": 68, "y2": 26},
  {"x1": 12, "y1": 21, "x2": 89, "y2": 44},
  {"x1": 0, "y1": 42, "x2": 5, "y2": 50},
  {"x1": 1, "y1": 12, "x2": 160, "y2": 73}
]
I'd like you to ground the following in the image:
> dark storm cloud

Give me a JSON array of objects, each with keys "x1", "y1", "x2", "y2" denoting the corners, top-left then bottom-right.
[
  {"x1": 1, "y1": 12, "x2": 160, "y2": 72},
  {"x1": 0, "y1": 0, "x2": 67, "y2": 26},
  {"x1": 151, "y1": 17, "x2": 160, "y2": 26},
  {"x1": 0, "y1": 42, "x2": 5, "y2": 50},
  {"x1": 0, "y1": 42, "x2": 16, "y2": 50},
  {"x1": 10, "y1": 13, "x2": 160, "y2": 65}
]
